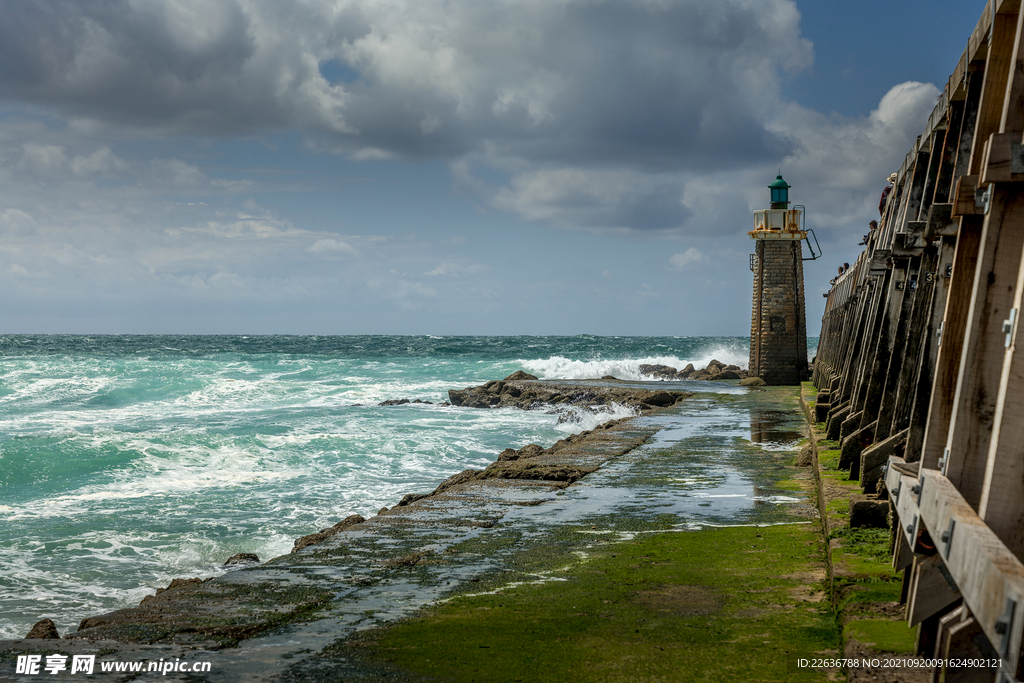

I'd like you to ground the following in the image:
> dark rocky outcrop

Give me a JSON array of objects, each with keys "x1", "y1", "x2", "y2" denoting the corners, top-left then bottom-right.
[
  {"x1": 397, "y1": 493, "x2": 430, "y2": 507},
  {"x1": 636, "y1": 360, "x2": 748, "y2": 382},
  {"x1": 292, "y1": 514, "x2": 367, "y2": 552},
  {"x1": 223, "y1": 553, "x2": 260, "y2": 566},
  {"x1": 503, "y1": 370, "x2": 538, "y2": 381},
  {"x1": 448, "y1": 380, "x2": 689, "y2": 412},
  {"x1": 740, "y1": 377, "x2": 767, "y2": 387},
  {"x1": 25, "y1": 618, "x2": 59, "y2": 639},
  {"x1": 637, "y1": 364, "x2": 678, "y2": 379}
]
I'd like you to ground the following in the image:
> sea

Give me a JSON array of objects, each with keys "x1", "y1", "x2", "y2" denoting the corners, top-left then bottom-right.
[{"x1": 0, "y1": 334, "x2": 816, "y2": 640}]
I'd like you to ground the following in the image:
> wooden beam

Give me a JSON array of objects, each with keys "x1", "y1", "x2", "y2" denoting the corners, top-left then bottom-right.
[
  {"x1": 919, "y1": 218, "x2": 983, "y2": 471},
  {"x1": 979, "y1": 131, "x2": 1024, "y2": 184},
  {"x1": 936, "y1": 103, "x2": 967, "y2": 204},
  {"x1": 978, "y1": 209, "x2": 1024, "y2": 563},
  {"x1": 999, "y1": 8, "x2": 1024, "y2": 132},
  {"x1": 970, "y1": 8, "x2": 1018, "y2": 177},
  {"x1": 912, "y1": 469, "x2": 1024, "y2": 671},
  {"x1": 943, "y1": 187, "x2": 1024, "y2": 508},
  {"x1": 907, "y1": 554, "x2": 962, "y2": 627},
  {"x1": 967, "y1": 1, "x2": 994, "y2": 65}
]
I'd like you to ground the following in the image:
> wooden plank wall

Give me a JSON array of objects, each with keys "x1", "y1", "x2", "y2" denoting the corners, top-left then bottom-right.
[{"x1": 811, "y1": 2, "x2": 1024, "y2": 680}]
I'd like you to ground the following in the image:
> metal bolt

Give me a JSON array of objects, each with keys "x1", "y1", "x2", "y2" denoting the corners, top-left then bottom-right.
[
  {"x1": 995, "y1": 619, "x2": 1008, "y2": 634},
  {"x1": 941, "y1": 531, "x2": 950, "y2": 542},
  {"x1": 911, "y1": 484, "x2": 921, "y2": 495}
]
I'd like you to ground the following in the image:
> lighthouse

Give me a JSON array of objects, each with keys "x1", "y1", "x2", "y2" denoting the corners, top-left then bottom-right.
[{"x1": 748, "y1": 175, "x2": 809, "y2": 385}]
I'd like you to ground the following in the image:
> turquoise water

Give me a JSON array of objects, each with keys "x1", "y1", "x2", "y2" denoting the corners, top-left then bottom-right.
[{"x1": 0, "y1": 335, "x2": 816, "y2": 639}]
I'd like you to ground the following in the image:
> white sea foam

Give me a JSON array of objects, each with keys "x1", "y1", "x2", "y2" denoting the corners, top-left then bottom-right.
[
  {"x1": 552, "y1": 402, "x2": 639, "y2": 433},
  {"x1": 519, "y1": 349, "x2": 749, "y2": 381}
]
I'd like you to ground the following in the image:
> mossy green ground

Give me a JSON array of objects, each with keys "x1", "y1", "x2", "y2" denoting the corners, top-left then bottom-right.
[
  {"x1": 344, "y1": 523, "x2": 837, "y2": 682},
  {"x1": 800, "y1": 382, "x2": 914, "y2": 657}
]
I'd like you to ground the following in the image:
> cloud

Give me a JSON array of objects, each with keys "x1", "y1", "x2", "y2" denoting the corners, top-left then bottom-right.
[
  {"x1": 0, "y1": 0, "x2": 810, "y2": 170},
  {"x1": 490, "y1": 168, "x2": 692, "y2": 231},
  {"x1": 424, "y1": 263, "x2": 487, "y2": 276},
  {"x1": 669, "y1": 248, "x2": 707, "y2": 269},
  {"x1": 307, "y1": 238, "x2": 357, "y2": 256}
]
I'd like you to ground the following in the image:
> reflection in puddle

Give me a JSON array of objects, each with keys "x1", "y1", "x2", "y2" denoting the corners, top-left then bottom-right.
[{"x1": 749, "y1": 407, "x2": 803, "y2": 450}]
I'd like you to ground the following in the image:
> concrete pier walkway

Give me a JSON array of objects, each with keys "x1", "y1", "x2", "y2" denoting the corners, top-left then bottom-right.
[{"x1": 1, "y1": 383, "x2": 830, "y2": 682}]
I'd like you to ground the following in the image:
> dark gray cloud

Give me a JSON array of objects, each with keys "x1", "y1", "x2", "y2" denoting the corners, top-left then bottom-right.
[{"x1": 0, "y1": 0, "x2": 810, "y2": 169}]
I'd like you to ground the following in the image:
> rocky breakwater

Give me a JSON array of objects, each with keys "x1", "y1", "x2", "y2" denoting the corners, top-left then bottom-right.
[
  {"x1": 639, "y1": 359, "x2": 747, "y2": 381},
  {"x1": 448, "y1": 371, "x2": 689, "y2": 412}
]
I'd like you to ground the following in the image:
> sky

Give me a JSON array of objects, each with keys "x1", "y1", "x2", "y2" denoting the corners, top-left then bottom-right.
[{"x1": 0, "y1": 0, "x2": 991, "y2": 335}]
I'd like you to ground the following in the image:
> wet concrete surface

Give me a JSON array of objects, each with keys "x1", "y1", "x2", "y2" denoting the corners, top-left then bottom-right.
[{"x1": 0, "y1": 383, "x2": 811, "y2": 682}]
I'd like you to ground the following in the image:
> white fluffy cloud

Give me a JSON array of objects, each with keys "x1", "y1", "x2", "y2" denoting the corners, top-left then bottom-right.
[{"x1": 669, "y1": 248, "x2": 707, "y2": 270}]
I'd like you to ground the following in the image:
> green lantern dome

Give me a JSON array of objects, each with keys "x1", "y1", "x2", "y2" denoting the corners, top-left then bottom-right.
[{"x1": 769, "y1": 175, "x2": 791, "y2": 208}]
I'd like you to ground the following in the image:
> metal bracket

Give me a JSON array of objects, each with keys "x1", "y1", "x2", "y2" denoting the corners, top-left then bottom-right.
[
  {"x1": 906, "y1": 514, "x2": 919, "y2": 543},
  {"x1": 976, "y1": 185, "x2": 992, "y2": 214},
  {"x1": 995, "y1": 597, "x2": 1017, "y2": 658},
  {"x1": 945, "y1": 263, "x2": 953, "y2": 279},
  {"x1": 936, "y1": 562, "x2": 960, "y2": 594},
  {"x1": 937, "y1": 320, "x2": 944, "y2": 340},
  {"x1": 940, "y1": 448, "x2": 951, "y2": 475},
  {"x1": 941, "y1": 518, "x2": 956, "y2": 559},
  {"x1": 1002, "y1": 308, "x2": 1017, "y2": 348},
  {"x1": 914, "y1": 479, "x2": 924, "y2": 506}
]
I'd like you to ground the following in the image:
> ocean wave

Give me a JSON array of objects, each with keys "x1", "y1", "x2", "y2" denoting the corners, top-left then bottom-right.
[{"x1": 519, "y1": 348, "x2": 749, "y2": 380}]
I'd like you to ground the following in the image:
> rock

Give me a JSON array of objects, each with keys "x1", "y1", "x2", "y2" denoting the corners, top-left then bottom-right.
[
  {"x1": 849, "y1": 495, "x2": 890, "y2": 528},
  {"x1": 738, "y1": 370, "x2": 748, "y2": 379},
  {"x1": 449, "y1": 379, "x2": 689, "y2": 413},
  {"x1": 503, "y1": 370, "x2": 538, "y2": 381},
  {"x1": 601, "y1": 375, "x2": 618, "y2": 380},
  {"x1": 739, "y1": 376, "x2": 766, "y2": 386},
  {"x1": 638, "y1": 364, "x2": 679, "y2": 380},
  {"x1": 724, "y1": 364, "x2": 741, "y2": 372},
  {"x1": 397, "y1": 493, "x2": 430, "y2": 507},
  {"x1": 679, "y1": 363, "x2": 696, "y2": 378},
  {"x1": 715, "y1": 370, "x2": 741, "y2": 380},
  {"x1": 431, "y1": 468, "x2": 483, "y2": 495},
  {"x1": 223, "y1": 553, "x2": 260, "y2": 566},
  {"x1": 378, "y1": 507, "x2": 389, "y2": 515},
  {"x1": 707, "y1": 359, "x2": 726, "y2": 371},
  {"x1": 292, "y1": 514, "x2": 367, "y2": 552},
  {"x1": 25, "y1": 618, "x2": 59, "y2": 639},
  {"x1": 640, "y1": 390, "x2": 675, "y2": 407},
  {"x1": 382, "y1": 551, "x2": 432, "y2": 568},
  {"x1": 379, "y1": 398, "x2": 410, "y2": 406},
  {"x1": 690, "y1": 369, "x2": 712, "y2": 381},
  {"x1": 795, "y1": 444, "x2": 814, "y2": 467}
]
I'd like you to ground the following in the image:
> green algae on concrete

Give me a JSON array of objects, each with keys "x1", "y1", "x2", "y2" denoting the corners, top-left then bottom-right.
[
  {"x1": 800, "y1": 382, "x2": 921, "y2": 673},
  {"x1": 843, "y1": 619, "x2": 916, "y2": 654},
  {"x1": 339, "y1": 523, "x2": 837, "y2": 682}
]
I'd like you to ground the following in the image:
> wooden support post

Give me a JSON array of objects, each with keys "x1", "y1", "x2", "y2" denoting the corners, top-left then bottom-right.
[
  {"x1": 969, "y1": 9, "x2": 1019, "y2": 178},
  {"x1": 907, "y1": 554, "x2": 962, "y2": 627},
  {"x1": 920, "y1": 219, "x2": 984, "y2": 471},
  {"x1": 978, "y1": 195, "x2": 1024, "y2": 563},
  {"x1": 943, "y1": 186, "x2": 1024, "y2": 509},
  {"x1": 875, "y1": 255, "x2": 922, "y2": 441},
  {"x1": 935, "y1": 102, "x2": 967, "y2": 204}
]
